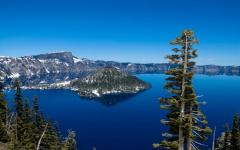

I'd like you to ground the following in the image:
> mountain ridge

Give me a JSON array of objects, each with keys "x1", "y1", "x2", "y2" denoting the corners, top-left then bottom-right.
[
  {"x1": 2, "y1": 51, "x2": 238, "y2": 67},
  {"x1": 0, "y1": 52, "x2": 239, "y2": 85}
]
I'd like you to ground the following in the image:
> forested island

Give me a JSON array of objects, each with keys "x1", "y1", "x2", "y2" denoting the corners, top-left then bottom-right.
[{"x1": 71, "y1": 67, "x2": 150, "y2": 98}]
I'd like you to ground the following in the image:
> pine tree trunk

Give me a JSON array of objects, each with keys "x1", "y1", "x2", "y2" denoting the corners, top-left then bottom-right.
[
  {"x1": 37, "y1": 123, "x2": 48, "y2": 150},
  {"x1": 178, "y1": 102, "x2": 185, "y2": 150},
  {"x1": 178, "y1": 35, "x2": 188, "y2": 150},
  {"x1": 186, "y1": 99, "x2": 193, "y2": 150},
  {"x1": 186, "y1": 139, "x2": 192, "y2": 150},
  {"x1": 186, "y1": 111, "x2": 193, "y2": 150}
]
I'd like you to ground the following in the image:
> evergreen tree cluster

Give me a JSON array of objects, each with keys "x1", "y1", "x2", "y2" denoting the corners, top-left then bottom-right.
[
  {"x1": 0, "y1": 78, "x2": 77, "y2": 150},
  {"x1": 215, "y1": 114, "x2": 240, "y2": 150}
]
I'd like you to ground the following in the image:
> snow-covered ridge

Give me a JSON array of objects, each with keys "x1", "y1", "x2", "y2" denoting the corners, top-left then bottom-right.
[
  {"x1": 0, "y1": 52, "x2": 92, "y2": 84},
  {"x1": 46, "y1": 51, "x2": 68, "y2": 54},
  {"x1": 73, "y1": 57, "x2": 83, "y2": 63},
  {"x1": 0, "y1": 51, "x2": 239, "y2": 87},
  {"x1": 0, "y1": 56, "x2": 12, "y2": 58}
]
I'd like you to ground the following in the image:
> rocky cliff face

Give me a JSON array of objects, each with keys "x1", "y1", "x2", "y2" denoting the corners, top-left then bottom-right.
[
  {"x1": 0, "y1": 52, "x2": 239, "y2": 85},
  {"x1": 71, "y1": 67, "x2": 150, "y2": 98},
  {"x1": 0, "y1": 52, "x2": 93, "y2": 85},
  {"x1": 196, "y1": 65, "x2": 240, "y2": 75}
]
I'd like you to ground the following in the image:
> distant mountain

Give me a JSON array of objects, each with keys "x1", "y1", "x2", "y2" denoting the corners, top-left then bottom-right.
[
  {"x1": 0, "y1": 52, "x2": 239, "y2": 85},
  {"x1": 0, "y1": 52, "x2": 94, "y2": 85},
  {"x1": 71, "y1": 67, "x2": 150, "y2": 98}
]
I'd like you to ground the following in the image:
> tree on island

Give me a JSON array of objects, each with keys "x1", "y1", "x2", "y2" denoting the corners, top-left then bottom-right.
[{"x1": 153, "y1": 30, "x2": 211, "y2": 150}]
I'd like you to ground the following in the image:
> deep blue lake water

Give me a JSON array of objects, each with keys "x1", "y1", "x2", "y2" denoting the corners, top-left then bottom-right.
[{"x1": 4, "y1": 74, "x2": 240, "y2": 150}]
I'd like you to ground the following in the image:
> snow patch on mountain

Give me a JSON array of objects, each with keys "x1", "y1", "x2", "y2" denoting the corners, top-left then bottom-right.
[
  {"x1": 38, "y1": 59, "x2": 47, "y2": 63},
  {"x1": 73, "y1": 57, "x2": 83, "y2": 63},
  {"x1": 92, "y1": 89, "x2": 100, "y2": 97},
  {"x1": 54, "y1": 81, "x2": 71, "y2": 86},
  {"x1": 9, "y1": 73, "x2": 20, "y2": 78},
  {"x1": 127, "y1": 63, "x2": 133, "y2": 67},
  {"x1": 45, "y1": 68, "x2": 50, "y2": 73}
]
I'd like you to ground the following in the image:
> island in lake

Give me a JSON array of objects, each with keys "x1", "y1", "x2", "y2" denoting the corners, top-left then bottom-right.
[{"x1": 71, "y1": 67, "x2": 150, "y2": 98}]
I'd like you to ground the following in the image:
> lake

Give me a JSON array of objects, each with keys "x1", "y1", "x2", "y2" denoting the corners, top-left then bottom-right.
[{"x1": 4, "y1": 74, "x2": 240, "y2": 150}]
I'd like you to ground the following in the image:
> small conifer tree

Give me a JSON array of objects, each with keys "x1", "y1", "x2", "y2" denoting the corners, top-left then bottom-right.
[
  {"x1": 40, "y1": 119, "x2": 62, "y2": 150},
  {"x1": 223, "y1": 125, "x2": 232, "y2": 150},
  {"x1": 62, "y1": 130, "x2": 77, "y2": 150},
  {"x1": 231, "y1": 113, "x2": 240, "y2": 150}
]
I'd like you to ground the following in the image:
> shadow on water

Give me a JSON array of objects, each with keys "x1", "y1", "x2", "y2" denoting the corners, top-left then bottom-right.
[{"x1": 79, "y1": 91, "x2": 146, "y2": 106}]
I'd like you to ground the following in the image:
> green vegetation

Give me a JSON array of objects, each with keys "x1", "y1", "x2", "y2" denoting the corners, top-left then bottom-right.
[
  {"x1": 62, "y1": 130, "x2": 77, "y2": 150},
  {"x1": 0, "y1": 73, "x2": 8, "y2": 143},
  {"x1": 153, "y1": 30, "x2": 211, "y2": 150},
  {"x1": 71, "y1": 67, "x2": 150, "y2": 98},
  {"x1": 215, "y1": 114, "x2": 240, "y2": 150},
  {"x1": 0, "y1": 77, "x2": 77, "y2": 150}
]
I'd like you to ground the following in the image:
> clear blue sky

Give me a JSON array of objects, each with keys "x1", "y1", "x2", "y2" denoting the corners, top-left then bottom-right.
[{"x1": 0, "y1": 0, "x2": 239, "y2": 65}]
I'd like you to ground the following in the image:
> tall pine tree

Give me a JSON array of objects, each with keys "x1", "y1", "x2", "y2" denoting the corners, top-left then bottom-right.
[
  {"x1": 13, "y1": 79, "x2": 23, "y2": 119},
  {"x1": 153, "y1": 30, "x2": 211, "y2": 150},
  {"x1": 215, "y1": 114, "x2": 240, "y2": 150},
  {"x1": 223, "y1": 125, "x2": 232, "y2": 150},
  {"x1": 0, "y1": 73, "x2": 8, "y2": 142},
  {"x1": 33, "y1": 96, "x2": 41, "y2": 127},
  {"x1": 21, "y1": 99, "x2": 35, "y2": 149},
  {"x1": 0, "y1": 73, "x2": 7, "y2": 124},
  {"x1": 13, "y1": 79, "x2": 25, "y2": 149},
  {"x1": 231, "y1": 113, "x2": 240, "y2": 150},
  {"x1": 40, "y1": 119, "x2": 62, "y2": 150}
]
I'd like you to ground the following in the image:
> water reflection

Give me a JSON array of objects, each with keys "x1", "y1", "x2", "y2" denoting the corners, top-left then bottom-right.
[{"x1": 80, "y1": 92, "x2": 144, "y2": 106}]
